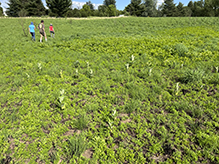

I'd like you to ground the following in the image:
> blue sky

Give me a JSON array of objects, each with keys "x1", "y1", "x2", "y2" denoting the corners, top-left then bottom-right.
[{"x1": 1, "y1": 0, "x2": 194, "y2": 11}]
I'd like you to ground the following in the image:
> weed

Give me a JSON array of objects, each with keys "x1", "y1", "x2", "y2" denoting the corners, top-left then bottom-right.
[
  {"x1": 179, "y1": 69, "x2": 205, "y2": 84},
  {"x1": 175, "y1": 43, "x2": 188, "y2": 57},
  {"x1": 64, "y1": 134, "x2": 87, "y2": 160},
  {"x1": 124, "y1": 99, "x2": 140, "y2": 114},
  {"x1": 73, "y1": 114, "x2": 89, "y2": 130}
]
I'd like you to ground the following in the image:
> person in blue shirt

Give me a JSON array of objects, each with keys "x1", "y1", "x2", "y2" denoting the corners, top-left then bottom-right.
[{"x1": 29, "y1": 22, "x2": 36, "y2": 41}]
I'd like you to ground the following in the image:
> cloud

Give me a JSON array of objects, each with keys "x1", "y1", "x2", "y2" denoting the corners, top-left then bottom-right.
[
  {"x1": 157, "y1": 0, "x2": 164, "y2": 6},
  {"x1": 72, "y1": 1, "x2": 102, "y2": 9},
  {"x1": 1, "y1": 0, "x2": 8, "y2": 15}
]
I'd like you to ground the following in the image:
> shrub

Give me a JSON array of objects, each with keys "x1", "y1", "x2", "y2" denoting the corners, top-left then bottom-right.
[{"x1": 175, "y1": 43, "x2": 188, "y2": 57}]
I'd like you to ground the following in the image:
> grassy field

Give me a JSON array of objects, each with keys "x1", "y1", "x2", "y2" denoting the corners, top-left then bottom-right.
[{"x1": 0, "y1": 17, "x2": 219, "y2": 163}]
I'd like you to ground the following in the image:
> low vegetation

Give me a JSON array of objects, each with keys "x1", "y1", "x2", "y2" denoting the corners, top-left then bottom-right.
[{"x1": 0, "y1": 17, "x2": 219, "y2": 163}]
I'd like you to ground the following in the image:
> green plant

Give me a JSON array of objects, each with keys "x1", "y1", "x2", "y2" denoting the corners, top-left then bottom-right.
[
  {"x1": 124, "y1": 99, "x2": 140, "y2": 114},
  {"x1": 179, "y1": 69, "x2": 205, "y2": 84},
  {"x1": 73, "y1": 113, "x2": 89, "y2": 130},
  {"x1": 58, "y1": 89, "x2": 65, "y2": 109},
  {"x1": 175, "y1": 43, "x2": 188, "y2": 57},
  {"x1": 64, "y1": 134, "x2": 87, "y2": 160}
]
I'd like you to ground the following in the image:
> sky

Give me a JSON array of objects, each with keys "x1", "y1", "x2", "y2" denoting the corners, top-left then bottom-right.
[{"x1": 0, "y1": 0, "x2": 194, "y2": 13}]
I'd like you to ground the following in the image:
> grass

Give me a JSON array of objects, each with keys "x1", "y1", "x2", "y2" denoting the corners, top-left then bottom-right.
[{"x1": 0, "y1": 17, "x2": 219, "y2": 163}]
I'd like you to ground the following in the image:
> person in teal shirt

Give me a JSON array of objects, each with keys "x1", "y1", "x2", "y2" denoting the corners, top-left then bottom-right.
[{"x1": 29, "y1": 22, "x2": 35, "y2": 41}]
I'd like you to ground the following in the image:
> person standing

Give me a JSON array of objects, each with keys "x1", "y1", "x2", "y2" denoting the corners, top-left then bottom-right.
[
  {"x1": 29, "y1": 22, "x2": 35, "y2": 41},
  {"x1": 38, "y1": 20, "x2": 47, "y2": 42},
  {"x1": 49, "y1": 23, "x2": 55, "y2": 38}
]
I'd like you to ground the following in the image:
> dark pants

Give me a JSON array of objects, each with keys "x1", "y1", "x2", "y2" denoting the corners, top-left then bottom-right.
[{"x1": 30, "y1": 32, "x2": 35, "y2": 41}]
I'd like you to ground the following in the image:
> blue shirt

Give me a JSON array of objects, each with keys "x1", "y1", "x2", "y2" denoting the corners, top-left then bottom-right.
[{"x1": 29, "y1": 25, "x2": 35, "y2": 33}]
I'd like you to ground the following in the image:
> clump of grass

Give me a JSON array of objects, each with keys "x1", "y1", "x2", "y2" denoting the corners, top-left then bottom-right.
[
  {"x1": 175, "y1": 43, "x2": 188, "y2": 57},
  {"x1": 64, "y1": 134, "x2": 87, "y2": 160},
  {"x1": 74, "y1": 114, "x2": 89, "y2": 130},
  {"x1": 179, "y1": 68, "x2": 205, "y2": 84},
  {"x1": 124, "y1": 99, "x2": 141, "y2": 114}
]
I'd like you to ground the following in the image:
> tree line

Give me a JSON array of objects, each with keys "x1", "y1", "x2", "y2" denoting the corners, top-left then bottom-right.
[{"x1": 3, "y1": 0, "x2": 219, "y2": 17}]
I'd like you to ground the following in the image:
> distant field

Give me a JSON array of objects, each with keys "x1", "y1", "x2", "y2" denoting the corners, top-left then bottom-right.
[{"x1": 0, "y1": 17, "x2": 219, "y2": 163}]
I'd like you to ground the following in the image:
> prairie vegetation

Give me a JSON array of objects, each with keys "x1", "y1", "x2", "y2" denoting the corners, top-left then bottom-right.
[{"x1": 0, "y1": 17, "x2": 219, "y2": 163}]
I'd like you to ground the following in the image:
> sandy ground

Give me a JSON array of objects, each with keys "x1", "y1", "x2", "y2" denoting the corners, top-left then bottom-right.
[{"x1": 0, "y1": 16, "x2": 128, "y2": 20}]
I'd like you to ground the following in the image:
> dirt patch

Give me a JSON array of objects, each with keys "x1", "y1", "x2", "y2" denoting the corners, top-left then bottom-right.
[
  {"x1": 0, "y1": 16, "x2": 128, "y2": 20},
  {"x1": 113, "y1": 145, "x2": 119, "y2": 149},
  {"x1": 121, "y1": 118, "x2": 131, "y2": 124},
  {"x1": 119, "y1": 113, "x2": 128, "y2": 117},
  {"x1": 151, "y1": 155, "x2": 169, "y2": 163},
  {"x1": 63, "y1": 130, "x2": 75, "y2": 136},
  {"x1": 82, "y1": 148, "x2": 93, "y2": 159}
]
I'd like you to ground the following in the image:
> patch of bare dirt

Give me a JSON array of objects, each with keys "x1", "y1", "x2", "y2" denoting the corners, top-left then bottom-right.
[
  {"x1": 63, "y1": 130, "x2": 74, "y2": 136},
  {"x1": 121, "y1": 118, "x2": 131, "y2": 124},
  {"x1": 82, "y1": 148, "x2": 93, "y2": 159}
]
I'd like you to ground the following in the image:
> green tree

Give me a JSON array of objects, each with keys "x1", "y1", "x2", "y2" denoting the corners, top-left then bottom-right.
[
  {"x1": 106, "y1": 4, "x2": 117, "y2": 16},
  {"x1": 204, "y1": 0, "x2": 219, "y2": 16},
  {"x1": 6, "y1": 0, "x2": 45, "y2": 17},
  {"x1": 46, "y1": 0, "x2": 72, "y2": 17},
  {"x1": 125, "y1": 0, "x2": 145, "y2": 16},
  {"x1": 162, "y1": 0, "x2": 177, "y2": 16},
  {"x1": 6, "y1": 0, "x2": 22, "y2": 17},
  {"x1": 176, "y1": 2, "x2": 184, "y2": 16},
  {"x1": 187, "y1": 1, "x2": 194, "y2": 16},
  {"x1": 0, "y1": 2, "x2": 3, "y2": 16},
  {"x1": 26, "y1": 0, "x2": 46, "y2": 16},
  {"x1": 143, "y1": 0, "x2": 157, "y2": 17},
  {"x1": 86, "y1": 1, "x2": 94, "y2": 10},
  {"x1": 103, "y1": 0, "x2": 116, "y2": 7},
  {"x1": 193, "y1": 0, "x2": 204, "y2": 16},
  {"x1": 183, "y1": 6, "x2": 192, "y2": 17},
  {"x1": 81, "y1": 4, "x2": 91, "y2": 17},
  {"x1": 98, "y1": 5, "x2": 107, "y2": 16}
]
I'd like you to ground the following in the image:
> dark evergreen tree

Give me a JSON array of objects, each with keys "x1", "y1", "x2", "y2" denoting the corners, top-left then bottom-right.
[
  {"x1": 193, "y1": 0, "x2": 204, "y2": 16},
  {"x1": 103, "y1": 0, "x2": 116, "y2": 7},
  {"x1": 125, "y1": 0, "x2": 145, "y2": 16},
  {"x1": 143, "y1": 0, "x2": 157, "y2": 17},
  {"x1": 26, "y1": 0, "x2": 46, "y2": 16},
  {"x1": 187, "y1": 1, "x2": 194, "y2": 16},
  {"x1": 162, "y1": 0, "x2": 177, "y2": 16},
  {"x1": 46, "y1": 0, "x2": 72, "y2": 17},
  {"x1": 176, "y1": 2, "x2": 184, "y2": 16},
  {"x1": 0, "y1": 2, "x2": 3, "y2": 16},
  {"x1": 6, "y1": 0, "x2": 45, "y2": 17},
  {"x1": 6, "y1": 0, "x2": 22, "y2": 17},
  {"x1": 86, "y1": 1, "x2": 94, "y2": 10}
]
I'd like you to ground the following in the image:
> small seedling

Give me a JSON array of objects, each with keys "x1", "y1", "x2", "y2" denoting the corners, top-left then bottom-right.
[
  {"x1": 90, "y1": 69, "x2": 93, "y2": 77},
  {"x1": 176, "y1": 82, "x2": 179, "y2": 95},
  {"x1": 149, "y1": 68, "x2": 153, "y2": 76},
  {"x1": 125, "y1": 63, "x2": 129, "y2": 72},
  {"x1": 74, "y1": 60, "x2": 80, "y2": 68},
  {"x1": 60, "y1": 70, "x2": 63, "y2": 78},
  {"x1": 38, "y1": 63, "x2": 42, "y2": 70},
  {"x1": 74, "y1": 69, "x2": 79, "y2": 78},
  {"x1": 215, "y1": 66, "x2": 218, "y2": 73},
  {"x1": 131, "y1": 55, "x2": 135, "y2": 61},
  {"x1": 86, "y1": 61, "x2": 89, "y2": 68},
  {"x1": 26, "y1": 73, "x2": 30, "y2": 78},
  {"x1": 58, "y1": 89, "x2": 65, "y2": 109}
]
